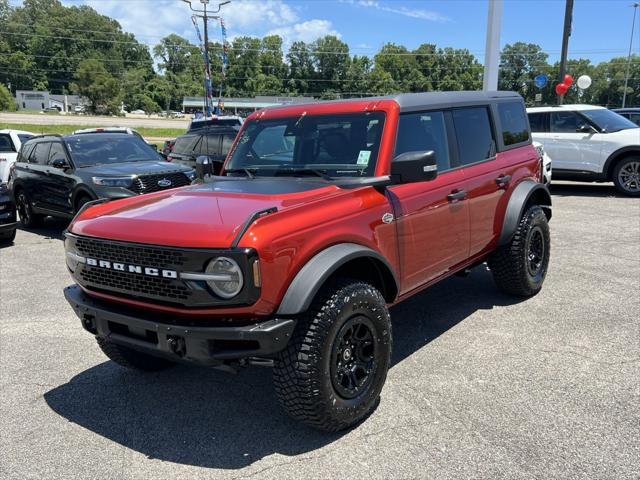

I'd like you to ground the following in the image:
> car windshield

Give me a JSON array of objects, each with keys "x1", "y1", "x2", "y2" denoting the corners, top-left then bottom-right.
[
  {"x1": 65, "y1": 134, "x2": 158, "y2": 167},
  {"x1": 580, "y1": 109, "x2": 638, "y2": 133},
  {"x1": 225, "y1": 112, "x2": 386, "y2": 178}
]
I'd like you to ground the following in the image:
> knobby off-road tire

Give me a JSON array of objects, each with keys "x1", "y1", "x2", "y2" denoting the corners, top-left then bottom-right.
[
  {"x1": 97, "y1": 338, "x2": 175, "y2": 372},
  {"x1": 273, "y1": 279, "x2": 392, "y2": 432},
  {"x1": 489, "y1": 205, "x2": 550, "y2": 297}
]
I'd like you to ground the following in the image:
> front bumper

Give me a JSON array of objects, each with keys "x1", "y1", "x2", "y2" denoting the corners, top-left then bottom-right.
[{"x1": 64, "y1": 284, "x2": 295, "y2": 367}]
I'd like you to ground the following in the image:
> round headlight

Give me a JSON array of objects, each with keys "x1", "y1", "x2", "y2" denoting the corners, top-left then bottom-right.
[{"x1": 205, "y1": 257, "x2": 243, "y2": 299}]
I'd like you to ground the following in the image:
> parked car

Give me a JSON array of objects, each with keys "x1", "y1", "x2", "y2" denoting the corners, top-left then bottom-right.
[
  {"x1": 533, "y1": 141, "x2": 552, "y2": 185},
  {"x1": 188, "y1": 115, "x2": 243, "y2": 132},
  {"x1": 63, "y1": 91, "x2": 551, "y2": 432},
  {"x1": 10, "y1": 132, "x2": 195, "y2": 227},
  {"x1": 0, "y1": 129, "x2": 35, "y2": 183},
  {"x1": 168, "y1": 125, "x2": 240, "y2": 173},
  {"x1": 0, "y1": 182, "x2": 17, "y2": 245},
  {"x1": 527, "y1": 105, "x2": 640, "y2": 195},
  {"x1": 73, "y1": 127, "x2": 159, "y2": 151},
  {"x1": 161, "y1": 139, "x2": 175, "y2": 159},
  {"x1": 130, "y1": 109, "x2": 146, "y2": 115},
  {"x1": 612, "y1": 108, "x2": 640, "y2": 127}
]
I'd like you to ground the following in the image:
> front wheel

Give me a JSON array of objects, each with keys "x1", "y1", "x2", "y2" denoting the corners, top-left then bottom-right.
[
  {"x1": 489, "y1": 205, "x2": 550, "y2": 297},
  {"x1": 612, "y1": 157, "x2": 640, "y2": 196},
  {"x1": 273, "y1": 279, "x2": 392, "y2": 432}
]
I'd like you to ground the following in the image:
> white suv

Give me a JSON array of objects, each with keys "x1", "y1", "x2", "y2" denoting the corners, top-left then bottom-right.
[
  {"x1": 527, "y1": 105, "x2": 640, "y2": 196},
  {"x1": 0, "y1": 129, "x2": 35, "y2": 184}
]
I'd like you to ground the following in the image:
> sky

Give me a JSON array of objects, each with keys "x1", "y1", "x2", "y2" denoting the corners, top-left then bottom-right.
[{"x1": 24, "y1": 0, "x2": 640, "y2": 64}]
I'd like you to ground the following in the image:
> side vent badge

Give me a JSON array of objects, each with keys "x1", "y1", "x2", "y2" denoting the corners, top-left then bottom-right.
[{"x1": 382, "y1": 212, "x2": 394, "y2": 224}]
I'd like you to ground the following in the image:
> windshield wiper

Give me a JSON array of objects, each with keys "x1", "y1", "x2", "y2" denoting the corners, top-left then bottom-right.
[
  {"x1": 225, "y1": 167, "x2": 256, "y2": 179},
  {"x1": 274, "y1": 168, "x2": 332, "y2": 180}
]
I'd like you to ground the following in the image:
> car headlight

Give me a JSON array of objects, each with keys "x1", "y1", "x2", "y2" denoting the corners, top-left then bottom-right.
[
  {"x1": 92, "y1": 176, "x2": 136, "y2": 187},
  {"x1": 205, "y1": 257, "x2": 243, "y2": 299},
  {"x1": 185, "y1": 169, "x2": 196, "y2": 181}
]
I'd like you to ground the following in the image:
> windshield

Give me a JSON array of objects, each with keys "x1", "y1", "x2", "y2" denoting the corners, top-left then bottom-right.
[
  {"x1": 65, "y1": 134, "x2": 158, "y2": 167},
  {"x1": 225, "y1": 112, "x2": 386, "y2": 177},
  {"x1": 580, "y1": 109, "x2": 638, "y2": 133}
]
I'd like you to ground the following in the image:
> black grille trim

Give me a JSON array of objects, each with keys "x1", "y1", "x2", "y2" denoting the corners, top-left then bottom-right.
[{"x1": 129, "y1": 172, "x2": 191, "y2": 194}]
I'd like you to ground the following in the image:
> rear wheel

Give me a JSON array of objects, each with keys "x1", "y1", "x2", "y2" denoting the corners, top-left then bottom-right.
[
  {"x1": 15, "y1": 190, "x2": 43, "y2": 228},
  {"x1": 612, "y1": 157, "x2": 640, "y2": 196},
  {"x1": 97, "y1": 338, "x2": 175, "y2": 372},
  {"x1": 273, "y1": 279, "x2": 391, "y2": 432},
  {"x1": 489, "y1": 205, "x2": 550, "y2": 297},
  {"x1": 74, "y1": 195, "x2": 92, "y2": 215}
]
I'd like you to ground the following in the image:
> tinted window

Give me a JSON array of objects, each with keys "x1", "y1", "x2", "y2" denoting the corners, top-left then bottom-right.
[
  {"x1": 580, "y1": 108, "x2": 638, "y2": 132},
  {"x1": 498, "y1": 102, "x2": 530, "y2": 146},
  {"x1": 17, "y1": 134, "x2": 33, "y2": 146},
  {"x1": 528, "y1": 113, "x2": 547, "y2": 132},
  {"x1": 550, "y1": 111, "x2": 586, "y2": 133},
  {"x1": 65, "y1": 134, "x2": 158, "y2": 167},
  {"x1": 48, "y1": 142, "x2": 67, "y2": 164},
  {"x1": 18, "y1": 143, "x2": 35, "y2": 162},
  {"x1": 32, "y1": 143, "x2": 51, "y2": 165},
  {"x1": 0, "y1": 134, "x2": 14, "y2": 152},
  {"x1": 173, "y1": 135, "x2": 199, "y2": 154},
  {"x1": 202, "y1": 135, "x2": 221, "y2": 156},
  {"x1": 227, "y1": 112, "x2": 385, "y2": 177},
  {"x1": 452, "y1": 107, "x2": 495, "y2": 165},
  {"x1": 221, "y1": 134, "x2": 235, "y2": 154},
  {"x1": 629, "y1": 113, "x2": 640, "y2": 126},
  {"x1": 395, "y1": 111, "x2": 450, "y2": 171}
]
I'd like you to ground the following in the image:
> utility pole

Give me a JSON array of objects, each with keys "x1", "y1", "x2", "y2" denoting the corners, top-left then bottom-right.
[
  {"x1": 483, "y1": 0, "x2": 503, "y2": 91},
  {"x1": 182, "y1": 0, "x2": 231, "y2": 116},
  {"x1": 557, "y1": 0, "x2": 574, "y2": 105},
  {"x1": 622, "y1": 2, "x2": 639, "y2": 108}
]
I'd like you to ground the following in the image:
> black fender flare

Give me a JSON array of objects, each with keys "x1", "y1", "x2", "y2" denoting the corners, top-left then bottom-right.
[
  {"x1": 276, "y1": 243, "x2": 399, "y2": 316},
  {"x1": 602, "y1": 146, "x2": 640, "y2": 178},
  {"x1": 498, "y1": 181, "x2": 552, "y2": 246}
]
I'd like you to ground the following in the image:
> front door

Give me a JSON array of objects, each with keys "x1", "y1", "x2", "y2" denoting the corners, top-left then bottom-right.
[
  {"x1": 387, "y1": 110, "x2": 470, "y2": 294},
  {"x1": 548, "y1": 110, "x2": 602, "y2": 173}
]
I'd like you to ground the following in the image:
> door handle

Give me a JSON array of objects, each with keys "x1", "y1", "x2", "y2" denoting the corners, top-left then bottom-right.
[
  {"x1": 495, "y1": 174, "x2": 511, "y2": 187},
  {"x1": 447, "y1": 189, "x2": 467, "y2": 202}
]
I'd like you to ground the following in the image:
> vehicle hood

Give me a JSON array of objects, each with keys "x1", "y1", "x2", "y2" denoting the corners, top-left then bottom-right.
[
  {"x1": 70, "y1": 178, "x2": 346, "y2": 248},
  {"x1": 77, "y1": 160, "x2": 191, "y2": 176},
  {"x1": 607, "y1": 127, "x2": 640, "y2": 142}
]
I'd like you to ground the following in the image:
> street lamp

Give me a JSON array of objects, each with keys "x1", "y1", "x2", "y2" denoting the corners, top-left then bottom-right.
[{"x1": 622, "y1": 2, "x2": 639, "y2": 108}]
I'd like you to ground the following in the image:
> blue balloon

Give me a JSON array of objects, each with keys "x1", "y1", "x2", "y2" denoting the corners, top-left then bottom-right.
[{"x1": 534, "y1": 74, "x2": 548, "y2": 89}]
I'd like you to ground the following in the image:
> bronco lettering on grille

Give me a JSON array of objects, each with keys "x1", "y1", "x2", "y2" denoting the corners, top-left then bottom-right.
[{"x1": 85, "y1": 257, "x2": 178, "y2": 279}]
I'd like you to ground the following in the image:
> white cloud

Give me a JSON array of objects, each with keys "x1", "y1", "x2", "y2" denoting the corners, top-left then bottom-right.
[
  {"x1": 343, "y1": 0, "x2": 449, "y2": 22},
  {"x1": 267, "y1": 19, "x2": 341, "y2": 44}
]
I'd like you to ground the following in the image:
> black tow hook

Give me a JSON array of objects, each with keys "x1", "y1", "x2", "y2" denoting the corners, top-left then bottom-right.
[{"x1": 167, "y1": 335, "x2": 186, "y2": 357}]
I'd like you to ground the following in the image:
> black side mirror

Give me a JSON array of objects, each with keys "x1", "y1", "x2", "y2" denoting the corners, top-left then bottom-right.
[
  {"x1": 576, "y1": 124, "x2": 596, "y2": 134},
  {"x1": 50, "y1": 158, "x2": 68, "y2": 169},
  {"x1": 391, "y1": 150, "x2": 437, "y2": 184},
  {"x1": 195, "y1": 155, "x2": 213, "y2": 180}
]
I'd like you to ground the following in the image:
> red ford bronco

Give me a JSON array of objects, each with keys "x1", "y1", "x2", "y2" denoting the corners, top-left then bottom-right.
[{"x1": 64, "y1": 91, "x2": 551, "y2": 431}]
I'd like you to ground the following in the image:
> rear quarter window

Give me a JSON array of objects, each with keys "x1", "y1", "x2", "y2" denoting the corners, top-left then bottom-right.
[{"x1": 497, "y1": 101, "x2": 530, "y2": 146}]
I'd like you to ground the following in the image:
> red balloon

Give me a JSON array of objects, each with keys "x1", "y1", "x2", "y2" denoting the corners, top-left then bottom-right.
[
  {"x1": 564, "y1": 74, "x2": 574, "y2": 86},
  {"x1": 555, "y1": 83, "x2": 569, "y2": 96}
]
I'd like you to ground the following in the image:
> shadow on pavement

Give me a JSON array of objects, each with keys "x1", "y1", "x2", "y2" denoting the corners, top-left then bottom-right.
[
  {"x1": 18, "y1": 216, "x2": 68, "y2": 241},
  {"x1": 549, "y1": 182, "x2": 620, "y2": 198},
  {"x1": 44, "y1": 267, "x2": 524, "y2": 469}
]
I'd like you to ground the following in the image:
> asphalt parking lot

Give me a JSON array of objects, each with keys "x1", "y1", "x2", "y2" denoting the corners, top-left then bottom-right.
[{"x1": 1, "y1": 182, "x2": 638, "y2": 480}]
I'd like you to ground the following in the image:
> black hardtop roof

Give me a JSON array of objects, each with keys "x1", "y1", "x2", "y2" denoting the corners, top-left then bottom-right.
[{"x1": 260, "y1": 90, "x2": 523, "y2": 114}]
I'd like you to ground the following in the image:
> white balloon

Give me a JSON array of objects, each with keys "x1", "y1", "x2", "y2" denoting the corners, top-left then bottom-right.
[{"x1": 577, "y1": 75, "x2": 592, "y2": 89}]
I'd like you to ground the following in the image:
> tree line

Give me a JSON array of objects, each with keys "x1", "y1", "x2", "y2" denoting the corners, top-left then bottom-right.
[{"x1": 1, "y1": 0, "x2": 638, "y2": 114}]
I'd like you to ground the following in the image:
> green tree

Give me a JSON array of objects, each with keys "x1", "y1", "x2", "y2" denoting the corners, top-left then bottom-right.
[
  {"x1": 311, "y1": 36, "x2": 350, "y2": 93},
  {"x1": 287, "y1": 41, "x2": 315, "y2": 94},
  {"x1": 498, "y1": 42, "x2": 549, "y2": 103},
  {"x1": 0, "y1": 84, "x2": 16, "y2": 111},
  {"x1": 71, "y1": 59, "x2": 120, "y2": 114},
  {"x1": 374, "y1": 43, "x2": 424, "y2": 92}
]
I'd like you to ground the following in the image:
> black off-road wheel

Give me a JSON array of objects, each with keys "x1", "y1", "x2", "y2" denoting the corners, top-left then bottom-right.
[
  {"x1": 489, "y1": 205, "x2": 550, "y2": 297},
  {"x1": 15, "y1": 189, "x2": 43, "y2": 228},
  {"x1": 612, "y1": 157, "x2": 640, "y2": 197},
  {"x1": 273, "y1": 279, "x2": 392, "y2": 432},
  {"x1": 97, "y1": 338, "x2": 175, "y2": 372}
]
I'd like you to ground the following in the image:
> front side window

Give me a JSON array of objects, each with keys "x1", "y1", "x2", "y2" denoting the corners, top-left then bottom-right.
[
  {"x1": 48, "y1": 142, "x2": 67, "y2": 164},
  {"x1": 65, "y1": 134, "x2": 157, "y2": 167},
  {"x1": 226, "y1": 112, "x2": 386, "y2": 177},
  {"x1": 452, "y1": 107, "x2": 495, "y2": 165},
  {"x1": 202, "y1": 135, "x2": 222, "y2": 156},
  {"x1": 498, "y1": 102, "x2": 530, "y2": 146},
  {"x1": 550, "y1": 111, "x2": 587, "y2": 133},
  {"x1": 395, "y1": 111, "x2": 450, "y2": 171}
]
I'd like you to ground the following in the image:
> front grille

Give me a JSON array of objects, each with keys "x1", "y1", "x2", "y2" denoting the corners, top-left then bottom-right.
[
  {"x1": 75, "y1": 237, "x2": 187, "y2": 269},
  {"x1": 81, "y1": 268, "x2": 190, "y2": 300},
  {"x1": 129, "y1": 172, "x2": 191, "y2": 194}
]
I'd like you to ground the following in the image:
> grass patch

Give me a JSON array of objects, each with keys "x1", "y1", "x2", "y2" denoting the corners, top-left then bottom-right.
[{"x1": 0, "y1": 123, "x2": 185, "y2": 139}]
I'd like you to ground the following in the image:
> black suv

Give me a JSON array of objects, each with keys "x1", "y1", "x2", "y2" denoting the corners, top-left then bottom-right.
[
  {"x1": 168, "y1": 125, "x2": 239, "y2": 174},
  {"x1": 10, "y1": 133, "x2": 195, "y2": 227}
]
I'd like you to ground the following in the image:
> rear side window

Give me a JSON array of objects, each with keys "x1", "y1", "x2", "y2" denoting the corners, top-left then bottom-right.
[
  {"x1": 202, "y1": 134, "x2": 222, "y2": 156},
  {"x1": 497, "y1": 102, "x2": 530, "y2": 146},
  {"x1": 528, "y1": 113, "x2": 547, "y2": 133},
  {"x1": 0, "y1": 134, "x2": 14, "y2": 152},
  {"x1": 173, "y1": 135, "x2": 199, "y2": 154},
  {"x1": 452, "y1": 107, "x2": 495, "y2": 165},
  {"x1": 32, "y1": 142, "x2": 51, "y2": 165},
  {"x1": 18, "y1": 142, "x2": 35, "y2": 162},
  {"x1": 222, "y1": 134, "x2": 236, "y2": 154},
  {"x1": 395, "y1": 111, "x2": 450, "y2": 171}
]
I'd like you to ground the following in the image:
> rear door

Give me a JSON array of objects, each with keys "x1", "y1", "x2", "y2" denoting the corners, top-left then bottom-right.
[
  {"x1": 387, "y1": 110, "x2": 470, "y2": 293},
  {"x1": 40, "y1": 141, "x2": 75, "y2": 214},
  {"x1": 27, "y1": 141, "x2": 51, "y2": 207}
]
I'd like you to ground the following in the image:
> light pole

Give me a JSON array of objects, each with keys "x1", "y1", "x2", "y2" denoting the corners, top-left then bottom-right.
[
  {"x1": 181, "y1": 0, "x2": 231, "y2": 115},
  {"x1": 622, "y1": 2, "x2": 639, "y2": 108},
  {"x1": 557, "y1": 0, "x2": 574, "y2": 105}
]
